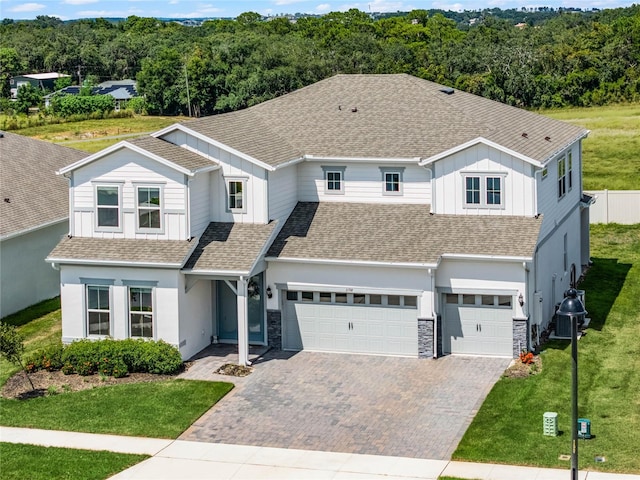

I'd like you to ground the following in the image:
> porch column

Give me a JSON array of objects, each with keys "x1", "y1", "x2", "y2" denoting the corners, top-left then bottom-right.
[{"x1": 237, "y1": 276, "x2": 250, "y2": 366}]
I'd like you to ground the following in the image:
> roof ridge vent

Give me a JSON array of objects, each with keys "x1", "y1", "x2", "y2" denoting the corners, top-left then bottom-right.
[{"x1": 439, "y1": 87, "x2": 454, "y2": 95}]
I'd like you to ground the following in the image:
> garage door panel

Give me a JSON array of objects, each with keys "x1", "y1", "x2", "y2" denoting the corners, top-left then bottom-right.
[{"x1": 283, "y1": 294, "x2": 417, "y2": 356}]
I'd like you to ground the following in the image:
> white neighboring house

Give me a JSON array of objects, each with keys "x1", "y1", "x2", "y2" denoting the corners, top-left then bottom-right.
[
  {"x1": 0, "y1": 131, "x2": 87, "y2": 318},
  {"x1": 47, "y1": 74, "x2": 593, "y2": 364}
]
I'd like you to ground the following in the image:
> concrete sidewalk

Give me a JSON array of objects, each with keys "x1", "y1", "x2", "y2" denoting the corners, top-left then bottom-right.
[{"x1": 1, "y1": 427, "x2": 639, "y2": 480}]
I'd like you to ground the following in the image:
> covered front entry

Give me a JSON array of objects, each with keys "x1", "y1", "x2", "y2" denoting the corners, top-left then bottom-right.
[
  {"x1": 442, "y1": 293, "x2": 513, "y2": 356},
  {"x1": 217, "y1": 273, "x2": 265, "y2": 344},
  {"x1": 282, "y1": 290, "x2": 418, "y2": 356}
]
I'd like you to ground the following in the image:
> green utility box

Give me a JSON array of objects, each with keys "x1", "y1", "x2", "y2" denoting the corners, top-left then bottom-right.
[
  {"x1": 578, "y1": 418, "x2": 592, "y2": 439},
  {"x1": 543, "y1": 412, "x2": 558, "y2": 436}
]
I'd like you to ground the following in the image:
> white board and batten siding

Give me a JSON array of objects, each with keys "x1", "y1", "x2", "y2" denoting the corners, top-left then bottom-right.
[
  {"x1": 297, "y1": 162, "x2": 431, "y2": 205},
  {"x1": 161, "y1": 130, "x2": 269, "y2": 224},
  {"x1": 188, "y1": 171, "x2": 211, "y2": 237},
  {"x1": 268, "y1": 165, "x2": 299, "y2": 222},
  {"x1": 432, "y1": 143, "x2": 535, "y2": 216},
  {"x1": 71, "y1": 148, "x2": 188, "y2": 240}
]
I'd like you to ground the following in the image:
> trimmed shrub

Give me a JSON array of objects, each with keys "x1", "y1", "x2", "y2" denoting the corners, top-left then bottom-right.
[{"x1": 24, "y1": 343, "x2": 64, "y2": 372}]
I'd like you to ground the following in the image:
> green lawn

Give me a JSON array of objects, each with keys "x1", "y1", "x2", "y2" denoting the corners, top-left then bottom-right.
[
  {"x1": 453, "y1": 224, "x2": 640, "y2": 473},
  {"x1": 0, "y1": 442, "x2": 148, "y2": 480},
  {"x1": 0, "y1": 297, "x2": 62, "y2": 388},
  {"x1": 542, "y1": 104, "x2": 640, "y2": 190},
  {"x1": 0, "y1": 379, "x2": 232, "y2": 438}
]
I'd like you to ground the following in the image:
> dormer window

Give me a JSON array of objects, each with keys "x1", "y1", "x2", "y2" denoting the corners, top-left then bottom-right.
[
  {"x1": 380, "y1": 167, "x2": 405, "y2": 196},
  {"x1": 95, "y1": 184, "x2": 121, "y2": 230},
  {"x1": 321, "y1": 166, "x2": 346, "y2": 195},
  {"x1": 137, "y1": 186, "x2": 162, "y2": 230},
  {"x1": 463, "y1": 173, "x2": 506, "y2": 209}
]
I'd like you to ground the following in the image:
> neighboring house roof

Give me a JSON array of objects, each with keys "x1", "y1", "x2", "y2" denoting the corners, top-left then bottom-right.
[
  {"x1": 58, "y1": 136, "x2": 215, "y2": 176},
  {"x1": 267, "y1": 202, "x2": 542, "y2": 265},
  {"x1": 183, "y1": 74, "x2": 587, "y2": 168},
  {"x1": 19, "y1": 73, "x2": 70, "y2": 81},
  {"x1": 0, "y1": 131, "x2": 87, "y2": 240},
  {"x1": 47, "y1": 236, "x2": 196, "y2": 267},
  {"x1": 44, "y1": 79, "x2": 138, "y2": 101},
  {"x1": 183, "y1": 222, "x2": 278, "y2": 275}
]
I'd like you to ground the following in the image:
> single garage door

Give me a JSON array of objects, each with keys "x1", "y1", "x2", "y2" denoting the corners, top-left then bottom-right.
[
  {"x1": 443, "y1": 293, "x2": 513, "y2": 357},
  {"x1": 283, "y1": 290, "x2": 418, "y2": 356}
]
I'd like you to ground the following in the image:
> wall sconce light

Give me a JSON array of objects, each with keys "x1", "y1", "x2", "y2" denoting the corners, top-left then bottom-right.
[
  {"x1": 518, "y1": 293, "x2": 524, "y2": 307},
  {"x1": 266, "y1": 286, "x2": 273, "y2": 299}
]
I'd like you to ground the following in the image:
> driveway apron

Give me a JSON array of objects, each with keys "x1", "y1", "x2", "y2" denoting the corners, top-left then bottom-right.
[{"x1": 180, "y1": 351, "x2": 509, "y2": 460}]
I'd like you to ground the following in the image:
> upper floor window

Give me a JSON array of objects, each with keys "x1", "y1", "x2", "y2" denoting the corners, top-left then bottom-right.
[
  {"x1": 558, "y1": 157, "x2": 567, "y2": 199},
  {"x1": 87, "y1": 285, "x2": 110, "y2": 336},
  {"x1": 321, "y1": 166, "x2": 346, "y2": 195},
  {"x1": 463, "y1": 173, "x2": 505, "y2": 208},
  {"x1": 380, "y1": 167, "x2": 405, "y2": 196},
  {"x1": 96, "y1": 185, "x2": 120, "y2": 229},
  {"x1": 568, "y1": 152, "x2": 573, "y2": 191},
  {"x1": 226, "y1": 178, "x2": 247, "y2": 213},
  {"x1": 137, "y1": 186, "x2": 161, "y2": 230}
]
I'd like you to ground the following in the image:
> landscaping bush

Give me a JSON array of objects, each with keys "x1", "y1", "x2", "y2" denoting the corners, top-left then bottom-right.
[{"x1": 24, "y1": 343, "x2": 64, "y2": 372}]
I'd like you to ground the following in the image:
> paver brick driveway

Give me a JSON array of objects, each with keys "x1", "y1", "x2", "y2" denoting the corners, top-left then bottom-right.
[{"x1": 180, "y1": 351, "x2": 510, "y2": 459}]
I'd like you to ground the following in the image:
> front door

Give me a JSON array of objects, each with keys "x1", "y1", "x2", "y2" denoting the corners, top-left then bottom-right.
[{"x1": 217, "y1": 274, "x2": 265, "y2": 343}]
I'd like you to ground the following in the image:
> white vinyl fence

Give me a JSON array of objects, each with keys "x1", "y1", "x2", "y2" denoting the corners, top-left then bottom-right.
[{"x1": 586, "y1": 190, "x2": 640, "y2": 224}]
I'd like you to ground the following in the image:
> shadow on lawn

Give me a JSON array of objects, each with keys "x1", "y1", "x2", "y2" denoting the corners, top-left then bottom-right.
[{"x1": 577, "y1": 257, "x2": 631, "y2": 332}]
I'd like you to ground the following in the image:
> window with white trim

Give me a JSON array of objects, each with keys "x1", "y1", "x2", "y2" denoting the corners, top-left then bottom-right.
[
  {"x1": 380, "y1": 167, "x2": 405, "y2": 195},
  {"x1": 558, "y1": 157, "x2": 567, "y2": 198},
  {"x1": 96, "y1": 185, "x2": 120, "y2": 229},
  {"x1": 463, "y1": 174, "x2": 505, "y2": 208},
  {"x1": 129, "y1": 287, "x2": 153, "y2": 338},
  {"x1": 137, "y1": 186, "x2": 161, "y2": 230},
  {"x1": 321, "y1": 166, "x2": 346, "y2": 194},
  {"x1": 568, "y1": 152, "x2": 573, "y2": 191},
  {"x1": 226, "y1": 178, "x2": 247, "y2": 212},
  {"x1": 87, "y1": 285, "x2": 110, "y2": 336}
]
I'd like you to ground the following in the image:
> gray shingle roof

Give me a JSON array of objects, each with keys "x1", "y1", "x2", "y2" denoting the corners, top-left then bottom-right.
[
  {"x1": 185, "y1": 74, "x2": 587, "y2": 167},
  {"x1": 0, "y1": 131, "x2": 87, "y2": 239},
  {"x1": 183, "y1": 222, "x2": 277, "y2": 274},
  {"x1": 128, "y1": 136, "x2": 213, "y2": 172},
  {"x1": 267, "y1": 202, "x2": 542, "y2": 264},
  {"x1": 47, "y1": 236, "x2": 195, "y2": 267}
]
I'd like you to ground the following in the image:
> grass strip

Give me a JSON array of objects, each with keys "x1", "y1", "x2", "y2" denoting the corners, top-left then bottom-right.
[
  {"x1": 0, "y1": 379, "x2": 233, "y2": 438},
  {"x1": 453, "y1": 224, "x2": 640, "y2": 473},
  {"x1": 0, "y1": 442, "x2": 148, "y2": 480}
]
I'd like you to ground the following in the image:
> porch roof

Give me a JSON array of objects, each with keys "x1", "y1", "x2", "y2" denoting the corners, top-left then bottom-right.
[
  {"x1": 47, "y1": 236, "x2": 196, "y2": 267},
  {"x1": 182, "y1": 221, "x2": 278, "y2": 275},
  {"x1": 266, "y1": 202, "x2": 542, "y2": 265}
]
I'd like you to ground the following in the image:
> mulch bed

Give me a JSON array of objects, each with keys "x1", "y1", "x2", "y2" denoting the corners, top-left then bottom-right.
[
  {"x1": 1, "y1": 369, "x2": 177, "y2": 400},
  {"x1": 503, "y1": 355, "x2": 543, "y2": 378},
  {"x1": 214, "y1": 363, "x2": 253, "y2": 377}
]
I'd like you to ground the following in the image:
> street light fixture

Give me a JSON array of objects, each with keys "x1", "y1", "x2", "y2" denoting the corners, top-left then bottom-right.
[{"x1": 556, "y1": 288, "x2": 587, "y2": 480}]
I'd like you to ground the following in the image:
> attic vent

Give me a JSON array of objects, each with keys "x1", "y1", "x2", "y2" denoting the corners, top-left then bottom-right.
[
  {"x1": 522, "y1": 132, "x2": 528, "y2": 138},
  {"x1": 351, "y1": 106, "x2": 358, "y2": 112},
  {"x1": 545, "y1": 136, "x2": 551, "y2": 141},
  {"x1": 439, "y1": 87, "x2": 454, "y2": 95}
]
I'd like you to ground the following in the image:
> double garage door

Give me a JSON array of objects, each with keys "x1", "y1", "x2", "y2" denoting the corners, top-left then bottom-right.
[
  {"x1": 283, "y1": 290, "x2": 418, "y2": 356},
  {"x1": 443, "y1": 293, "x2": 514, "y2": 357}
]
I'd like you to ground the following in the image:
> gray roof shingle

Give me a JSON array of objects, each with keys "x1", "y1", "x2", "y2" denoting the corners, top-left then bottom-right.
[
  {"x1": 267, "y1": 202, "x2": 542, "y2": 264},
  {"x1": 47, "y1": 236, "x2": 195, "y2": 266},
  {"x1": 0, "y1": 131, "x2": 87, "y2": 238},
  {"x1": 183, "y1": 222, "x2": 277, "y2": 274},
  {"x1": 128, "y1": 136, "x2": 213, "y2": 172},
  {"x1": 185, "y1": 74, "x2": 587, "y2": 167}
]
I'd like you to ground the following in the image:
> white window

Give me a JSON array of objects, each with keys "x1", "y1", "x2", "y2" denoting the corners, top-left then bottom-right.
[
  {"x1": 322, "y1": 166, "x2": 346, "y2": 194},
  {"x1": 568, "y1": 152, "x2": 573, "y2": 191},
  {"x1": 87, "y1": 285, "x2": 110, "y2": 336},
  {"x1": 96, "y1": 185, "x2": 120, "y2": 229},
  {"x1": 380, "y1": 167, "x2": 405, "y2": 195},
  {"x1": 226, "y1": 178, "x2": 247, "y2": 212},
  {"x1": 129, "y1": 287, "x2": 153, "y2": 338},
  {"x1": 558, "y1": 157, "x2": 567, "y2": 198},
  {"x1": 137, "y1": 186, "x2": 161, "y2": 230},
  {"x1": 463, "y1": 174, "x2": 505, "y2": 208}
]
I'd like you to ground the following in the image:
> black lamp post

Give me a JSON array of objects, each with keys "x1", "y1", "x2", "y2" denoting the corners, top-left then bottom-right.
[{"x1": 556, "y1": 288, "x2": 587, "y2": 480}]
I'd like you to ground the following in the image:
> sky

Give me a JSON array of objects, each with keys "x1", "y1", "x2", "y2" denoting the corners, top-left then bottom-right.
[{"x1": 0, "y1": 0, "x2": 635, "y2": 20}]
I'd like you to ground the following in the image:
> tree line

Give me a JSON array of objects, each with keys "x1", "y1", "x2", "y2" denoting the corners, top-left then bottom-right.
[{"x1": 1, "y1": 6, "x2": 639, "y2": 117}]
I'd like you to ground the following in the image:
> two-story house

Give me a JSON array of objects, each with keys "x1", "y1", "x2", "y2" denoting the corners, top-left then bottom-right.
[{"x1": 47, "y1": 74, "x2": 591, "y2": 365}]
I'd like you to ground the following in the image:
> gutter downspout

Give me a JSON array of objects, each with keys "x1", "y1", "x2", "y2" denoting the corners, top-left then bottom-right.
[{"x1": 429, "y1": 268, "x2": 437, "y2": 359}]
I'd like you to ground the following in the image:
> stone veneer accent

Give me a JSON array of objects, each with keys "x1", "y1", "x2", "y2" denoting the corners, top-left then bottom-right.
[
  {"x1": 267, "y1": 309, "x2": 282, "y2": 350},
  {"x1": 418, "y1": 318, "x2": 434, "y2": 358},
  {"x1": 436, "y1": 315, "x2": 443, "y2": 357},
  {"x1": 513, "y1": 318, "x2": 529, "y2": 358}
]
